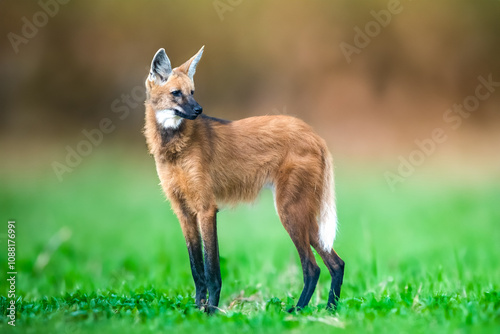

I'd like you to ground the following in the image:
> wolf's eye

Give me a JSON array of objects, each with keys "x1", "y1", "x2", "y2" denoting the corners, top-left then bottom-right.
[
  {"x1": 171, "y1": 90, "x2": 182, "y2": 97},
  {"x1": 191, "y1": 90, "x2": 194, "y2": 95}
]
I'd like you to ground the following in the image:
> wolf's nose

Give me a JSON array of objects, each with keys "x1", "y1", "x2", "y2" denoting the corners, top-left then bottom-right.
[{"x1": 194, "y1": 106, "x2": 203, "y2": 114}]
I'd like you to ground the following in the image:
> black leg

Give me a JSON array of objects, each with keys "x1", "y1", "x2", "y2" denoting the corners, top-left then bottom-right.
[
  {"x1": 314, "y1": 246, "x2": 345, "y2": 310},
  {"x1": 276, "y1": 201, "x2": 321, "y2": 312},
  {"x1": 199, "y1": 209, "x2": 222, "y2": 314},
  {"x1": 295, "y1": 247, "x2": 321, "y2": 310},
  {"x1": 177, "y1": 207, "x2": 207, "y2": 308},
  {"x1": 327, "y1": 254, "x2": 344, "y2": 310},
  {"x1": 186, "y1": 234, "x2": 207, "y2": 307}
]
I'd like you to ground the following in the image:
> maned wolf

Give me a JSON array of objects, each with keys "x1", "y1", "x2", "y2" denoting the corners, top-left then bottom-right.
[{"x1": 143, "y1": 46, "x2": 344, "y2": 313}]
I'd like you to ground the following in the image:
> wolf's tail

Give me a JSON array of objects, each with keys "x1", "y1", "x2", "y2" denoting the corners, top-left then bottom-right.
[{"x1": 318, "y1": 150, "x2": 338, "y2": 252}]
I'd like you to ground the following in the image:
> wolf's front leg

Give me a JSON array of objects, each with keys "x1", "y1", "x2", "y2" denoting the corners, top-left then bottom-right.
[
  {"x1": 175, "y1": 202, "x2": 207, "y2": 308},
  {"x1": 198, "y1": 207, "x2": 221, "y2": 314}
]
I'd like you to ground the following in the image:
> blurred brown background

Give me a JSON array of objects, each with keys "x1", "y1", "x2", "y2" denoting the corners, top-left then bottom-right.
[{"x1": 1, "y1": 0, "x2": 499, "y2": 174}]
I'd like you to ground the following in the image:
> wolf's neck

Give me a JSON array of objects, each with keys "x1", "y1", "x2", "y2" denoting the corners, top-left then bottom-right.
[{"x1": 158, "y1": 120, "x2": 186, "y2": 146}]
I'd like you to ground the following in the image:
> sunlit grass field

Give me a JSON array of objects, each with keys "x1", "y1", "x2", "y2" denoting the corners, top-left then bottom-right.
[{"x1": 1, "y1": 151, "x2": 499, "y2": 333}]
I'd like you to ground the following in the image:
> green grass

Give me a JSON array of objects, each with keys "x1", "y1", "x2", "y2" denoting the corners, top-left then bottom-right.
[{"x1": 1, "y1": 150, "x2": 499, "y2": 333}]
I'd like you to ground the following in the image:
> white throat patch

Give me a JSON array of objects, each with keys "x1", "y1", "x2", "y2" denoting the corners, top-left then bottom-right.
[{"x1": 155, "y1": 109, "x2": 183, "y2": 129}]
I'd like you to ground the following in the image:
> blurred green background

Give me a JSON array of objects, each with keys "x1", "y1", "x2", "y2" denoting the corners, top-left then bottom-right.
[{"x1": 1, "y1": 0, "x2": 499, "y2": 332}]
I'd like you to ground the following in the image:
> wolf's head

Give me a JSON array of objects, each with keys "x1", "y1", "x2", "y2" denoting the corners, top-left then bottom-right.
[{"x1": 145, "y1": 46, "x2": 204, "y2": 128}]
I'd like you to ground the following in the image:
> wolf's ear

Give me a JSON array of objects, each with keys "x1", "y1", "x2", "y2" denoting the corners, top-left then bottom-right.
[
  {"x1": 178, "y1": 46, "x2": 204, "y2": 80},
  {"x1": 148, "y1": 48, "x2": 172, "y2": 84}
]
